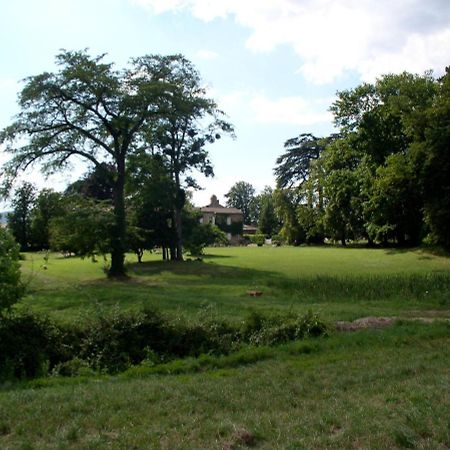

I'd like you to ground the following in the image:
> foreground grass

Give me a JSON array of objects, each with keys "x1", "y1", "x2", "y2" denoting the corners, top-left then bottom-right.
[
  {"x1": 1, "y1": 322, "x2": 449, "y2": 449},
  {"x1": 18, "y1": 246, "x2": 450, "y2": 323}
]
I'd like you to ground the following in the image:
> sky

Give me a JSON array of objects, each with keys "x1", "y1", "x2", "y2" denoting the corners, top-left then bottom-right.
[{"x1": 0, "y1": 0, "x2": 449, "y2": 208}]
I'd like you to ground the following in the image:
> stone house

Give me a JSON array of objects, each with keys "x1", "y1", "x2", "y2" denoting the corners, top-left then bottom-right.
[{"x1": 199, "y1": 195, "x2": 243, "y2": 244}]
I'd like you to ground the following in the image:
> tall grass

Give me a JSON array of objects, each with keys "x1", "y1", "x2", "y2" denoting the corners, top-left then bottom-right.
[{"x1": 267, "y1": 272, "x2": 450, "y2": 303}]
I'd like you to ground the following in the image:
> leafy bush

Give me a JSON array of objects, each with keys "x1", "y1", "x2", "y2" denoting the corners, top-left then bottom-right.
[
  {"x1": 0, "y1": 228, "x2": 24, "y2": 312},
  {"x1": 241, "y1": 311, "x2": 327, "y2": 346},
  {"x1": 244, "y1": 234, "x2": 265, "y2": 246},
  {"x1": 0, "y1": 313, "x2": 62, "y2": 380},
  {"x1": 0, "y1": 308, "x2": 327, "y2": 380}
]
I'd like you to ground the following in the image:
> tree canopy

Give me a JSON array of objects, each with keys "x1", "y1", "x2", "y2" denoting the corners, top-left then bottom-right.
[
  {"x1": 1, "y1": 50, "x2": 232, "y2": 273},
  {"x1": 273, "y1": 68, "x2": 450, "y2": 248}
]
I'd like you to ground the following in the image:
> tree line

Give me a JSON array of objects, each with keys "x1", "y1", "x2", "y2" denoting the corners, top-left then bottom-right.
[
  {"x1": 228, "y1": 69, "x2": 449, "y2": 249},
  {"x1": 2, "y1": 53, "x2": 449, "y2": 279}
]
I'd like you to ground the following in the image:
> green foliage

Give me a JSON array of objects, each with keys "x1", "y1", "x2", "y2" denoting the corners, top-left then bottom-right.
[
  {"x1": 30, "y1": 189, "x2": 64, "y2": 250},
  {"x1": 365, "y1": 153, "x2": 422, "y2": 244},
  {"x1": 49, "y1": 195, "x2": 114, "y2": 258},
  {"x1": 242, "y1": 311, "x2": 327, "y2": 346},
  {"x1": 65, "y1": 163, "x2": 115, "y2": 201},
  {"x1": 245, "y1": 233, "x2": 265, "y2": 246},
  {"x1": 0, "y1": 227, "x2": 24, "y2": 312},
  {"x1": 0, "y1": 307, "x2": 327, "y2": 380},
  {"x1": 274, "y1": 133, "x2": 329, "y2": 189},
  {"x1": 421, "y1": 68, "x2": 450, "y2": 249},
  {"x1": 7, "y1": 182, "x2": 36, "y2": 251},
  {"x1": 225, "y1": 181, "x2": 257, "y2": 224},
  {"x1": 0, "y1": 312, "x2": 61, "y2": 380},
  {"x1": 1, "y1": 50, "x2": 233, "y2": 274},
  {"x1": 256, "y1": 186, "x2": 281, "y2": 237},
  {"x1": 275, "y1": 70, "x2": 448, "y2": 247}
]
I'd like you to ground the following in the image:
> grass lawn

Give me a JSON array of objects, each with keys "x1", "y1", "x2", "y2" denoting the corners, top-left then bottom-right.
[
  {"x1": 18, "y1": 245, "x2": 450, "y2": 322},
  {"x1": 1, "y1": 245, "x2": 449, "y2": 449}
]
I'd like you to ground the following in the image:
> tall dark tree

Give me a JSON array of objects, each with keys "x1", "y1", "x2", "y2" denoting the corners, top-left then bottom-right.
[
  {"x1": 8, "y1": 182, "x2": 36, "y2": 251},
  {"x1": 65, "y1": 163, "x2": 115, "y2": 201},
  {"x1": 126, "y1": 152, "x2": 175, "y2": 261},
  {"x1": 136, "y1": 55, "x2": 234, "y2": 260},
  {"x1": 1, "y1": 50, "x2": 174, "y2": 276},
  {"x1": 420, "y1": 68, "x2": 450, "y2": 248},
  {"x1": 256, "y1": 187, "x2": 280, "y2": 238},
  {"x1": 225, "y1": 181, "x2": 257, "y2": 225},
  {"x1": 274, "y1": 134, "x2": 333, "y2": 189}
]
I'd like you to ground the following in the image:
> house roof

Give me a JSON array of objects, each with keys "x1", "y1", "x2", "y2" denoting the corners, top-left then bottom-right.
[
  {"x1": 200, "y1": 206, "x2": 242, "y2": 214},
  {"x1": 199, "y1": 195, "x2": 242, "y2": 215}
]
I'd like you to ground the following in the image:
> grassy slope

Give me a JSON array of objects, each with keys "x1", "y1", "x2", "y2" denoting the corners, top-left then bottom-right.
[
  {"x1": 0, "y1": 323, "x2": 449, "y2": 449},
  {"x1": 18, "y1": 246, "x2": 450, "y2": 322},
  {"x1": 1, "y1": 246, "x2": 449, "y2": 449}
]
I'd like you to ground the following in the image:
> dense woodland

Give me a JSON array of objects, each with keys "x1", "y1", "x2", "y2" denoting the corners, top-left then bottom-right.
[
  {"x1": 1, "y1": 52, "x2": 450, "y2": 279},
  {"x1": 228, "y1": 68, "x2": 450, "y2": 250}
]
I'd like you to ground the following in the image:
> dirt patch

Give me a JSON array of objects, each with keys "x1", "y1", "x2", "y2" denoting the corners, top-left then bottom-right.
[{"x1": 335, "y1": 315, "x2": 450, "y2": 331}]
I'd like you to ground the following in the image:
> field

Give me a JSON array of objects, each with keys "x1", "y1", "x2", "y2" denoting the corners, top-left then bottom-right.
[{"x1": 1, "y1": 246, "x2": 450, "y2": 449}]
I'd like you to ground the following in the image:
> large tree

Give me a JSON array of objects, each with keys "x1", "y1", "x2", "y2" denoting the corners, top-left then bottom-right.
[
  {"x1": 1, "y1": 50, "x2": 188, "y2": 276},
  {"x1": 137, "y1": 55, "x2": 234, "y2": 260},
  {"x1": 419, "y1": 68, "x2": 450, "y2": 248},
  {"x1": 274, "y1": 133, "x2": 332, "y2": 189},
  {"x1": 225, "y1": 181, "x2": 257, "y2": 225}
]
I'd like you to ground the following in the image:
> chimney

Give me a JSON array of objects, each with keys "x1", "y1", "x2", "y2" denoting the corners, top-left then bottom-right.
[{"x1": 210, "y1": 195, "x2": 220, "y2": 207}]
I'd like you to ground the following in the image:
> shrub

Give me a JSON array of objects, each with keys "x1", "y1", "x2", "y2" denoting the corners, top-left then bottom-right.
[
  {"x1": 0, "y1": 308, "x2": 327, "y2": 380},
  {"x1": 246, "y1": 234, "x2": 265, "y2": 246},
  {"x1": 0, "y1": 313, "x2": 62, "y2": 380},
  {"x1": 243, "y1": 311, "x2": 327, "y2": 346},
  {"x1": 0, "y1": 228, "x2": 25, "y2": 312}
]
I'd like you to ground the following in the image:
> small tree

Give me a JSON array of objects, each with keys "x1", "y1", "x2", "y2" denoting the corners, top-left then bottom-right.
[
  {"x1": 30, "y1": 189, "x2": 64, "y2": 250},
  {"x1": 8, "y1": 182, "x2": 36, "y2": 251},
  {"x1": 0, "y1": 228, "x2": 24, "y2": 313}
]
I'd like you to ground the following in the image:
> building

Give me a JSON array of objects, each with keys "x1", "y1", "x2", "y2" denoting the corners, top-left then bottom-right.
[{"x1": 199, "y1": 195, "x2": 243, "y2": 244}]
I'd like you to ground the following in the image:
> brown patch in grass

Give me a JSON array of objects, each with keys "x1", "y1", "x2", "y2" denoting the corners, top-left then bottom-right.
[
  {"x1": 336, "y1": 315, "x2": 450, "y2": 331},
  {"x1": 222, "y1": 428, "x2": 257, "y2": 449},
  {"x1": 247, "y1": 291, "x2": 263, "y2": 297}
]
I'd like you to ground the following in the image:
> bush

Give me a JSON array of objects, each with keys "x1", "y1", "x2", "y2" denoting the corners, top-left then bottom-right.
[
  {"x1": 0, "y1": 313, "x2": 62, "y2": 380},
  {"x1": 0, "y1": 308, "x2": 328, "y2": 380},
  {"x1": 245, "y1": 234, "x2": 265, "y2": 246},
  {"x1": 0, "y1": 228, "x2": 25, "y2": 312},
  {"x1": 242, "y1": 311, "x2": 327, "y2": 346}
]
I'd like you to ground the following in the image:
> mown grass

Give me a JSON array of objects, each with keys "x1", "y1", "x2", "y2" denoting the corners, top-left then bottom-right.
[
  {"x1": 17, "y1": 246, "x2": 450, "y2": 323},
  {"x1": 0, "y1": 322, "x2": 449, "y2": 449}
]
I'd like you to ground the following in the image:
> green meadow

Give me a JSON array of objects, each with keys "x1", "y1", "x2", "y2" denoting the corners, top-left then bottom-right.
[
  {"x1": 1, "y1": 246, "x2": 450, "y2": 449},
  {"x1": 19, "y1": 246, "x2": 450, "y2": 322}
]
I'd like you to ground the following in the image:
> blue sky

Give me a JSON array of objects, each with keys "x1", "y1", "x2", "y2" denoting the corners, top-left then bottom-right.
[{"x1": 1, "y1": 0, "x2": 449, "y2": 207}]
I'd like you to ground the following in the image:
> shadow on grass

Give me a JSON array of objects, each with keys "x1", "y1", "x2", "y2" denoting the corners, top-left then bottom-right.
[{"x1": 126, "y1": 258, "x2": 281, "y2": 286}]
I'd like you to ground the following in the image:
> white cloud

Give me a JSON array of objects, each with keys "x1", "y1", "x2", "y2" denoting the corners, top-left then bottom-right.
[
  {"x1": 133, "y1": 0, "x2": 450, "y2": 83},
  {"x1": 249, "y1": 94, "x2": 332, "y2": 126},
  {"x1": 206, "y1": 88, "x2": 332, "y2": 126}
]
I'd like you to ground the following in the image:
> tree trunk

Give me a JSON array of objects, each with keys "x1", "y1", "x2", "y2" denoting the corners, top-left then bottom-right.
[
  {"x1": 174, "y1": 206, "x2": 183, "y2": 261},
  {"x1": 108, "y1": 157, "x2": 127, "y2": 277}
]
